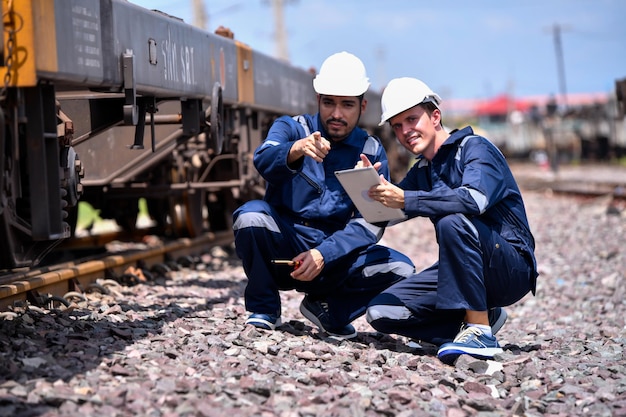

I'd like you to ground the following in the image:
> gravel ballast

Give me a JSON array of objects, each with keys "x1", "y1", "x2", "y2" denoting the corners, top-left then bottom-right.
[{"x1": 0, "y1": 186, "x2": 624, "y2": 417}]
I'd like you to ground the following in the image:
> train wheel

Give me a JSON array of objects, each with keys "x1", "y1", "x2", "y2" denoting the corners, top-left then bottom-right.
[
  {"x1": 146, "y1": 197, "x2": 170, "y2": 235},
  {"x1": 166, "y1": 164, "x2": 207, "y2": 237},
  {"x1": 169, "y1": 189, "x2": 206, "y2": 238},
  {"x1": 206, "y1": 189, "x2": 235, "y2": 231},
  {"x1": 151, "y1": 159, "x2": 236, "y2": 238},
  {"x1": 113, "y1": 198, "x2": 139, "y2": 233}
]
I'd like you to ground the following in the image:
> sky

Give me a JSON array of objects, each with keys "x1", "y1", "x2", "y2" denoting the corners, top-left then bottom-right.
[{"x1": 129, "y1": 0, "x2": 626, "y2": 101}]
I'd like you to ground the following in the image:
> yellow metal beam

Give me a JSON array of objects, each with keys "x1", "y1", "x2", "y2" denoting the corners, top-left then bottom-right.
[
  {"x1": 0, "y1": 0, "x2": 57, "y2": 87},
  {"x1": 32, "y1": 0, "x2": 58, "y2": 74},
  {"x1": 236, "y1": 41, "x2": 254, "y2": 104}
]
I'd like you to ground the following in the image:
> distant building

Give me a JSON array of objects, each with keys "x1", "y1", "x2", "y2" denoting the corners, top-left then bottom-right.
[{"x1": 441, "y1": 92, "x2": 611, "y2": 118}]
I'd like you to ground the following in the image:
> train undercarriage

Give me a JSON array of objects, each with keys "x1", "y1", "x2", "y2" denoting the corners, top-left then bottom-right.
[
  {"x1": 0, "y1": 81, "x2": 259, "y2": 269},
  {"x1": 0, "y1": 0, "x2": 318, "y2": 270}
]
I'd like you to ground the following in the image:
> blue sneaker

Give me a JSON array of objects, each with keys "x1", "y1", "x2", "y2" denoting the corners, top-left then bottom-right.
[
  {"x1": 299, "y1": 296, "x2": 357, "y2": 339},
  {"x1": 437, "y1": 325, "x2": 503, "y2": 364},
  {"x1": 245, "y1": 313, "x2": 282, "y2": 330},
  {"x1": 489, "y1": 307, "x2": 508, "y2": 335}
]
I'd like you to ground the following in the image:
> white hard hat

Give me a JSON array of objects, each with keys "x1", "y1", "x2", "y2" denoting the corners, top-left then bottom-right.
[
  {"x1": 379, "y1": 77, "x2": 442, "y2": 126},
  {"x1": 313, "y1": 52, "x2": 370, "y2": 96}
]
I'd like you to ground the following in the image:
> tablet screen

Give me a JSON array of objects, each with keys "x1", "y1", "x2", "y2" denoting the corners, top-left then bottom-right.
[{"x1": 335, "y1": 167, "x2": 406, "y2": 223}]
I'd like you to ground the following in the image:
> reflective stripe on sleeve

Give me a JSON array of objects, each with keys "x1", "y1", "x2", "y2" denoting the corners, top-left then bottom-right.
[
  {"x1": 351, "y1": 217, "x2": 384, "y2": 240},
  {"x1": 460, "y1": 186, "x2": 488, "y2": 214}
]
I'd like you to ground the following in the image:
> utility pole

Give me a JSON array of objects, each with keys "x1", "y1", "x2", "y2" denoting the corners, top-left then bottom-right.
[
  {"x1": 191, "y1": 1, "x2": 242, "y2": 33},
  {"x1": 271, "y1": 0, "x2": 289, "y2": 61},
  {"x1": 552, "y1": 24, "x2": 569, "y2": 110},
  {"x1": 543, "y1": 23, "x2": 570, "y2": 174},
  {"x1": 375, "y1": 46, "x2": 386, "y2": 92},
  {"x1": 191, "y1": 0, "x2": 207, "y2": 30}
]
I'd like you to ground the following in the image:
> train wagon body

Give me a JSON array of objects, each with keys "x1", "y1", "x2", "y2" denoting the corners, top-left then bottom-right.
[{"x1": 0, "y1": 0, "x2": 389, "y2": 269}]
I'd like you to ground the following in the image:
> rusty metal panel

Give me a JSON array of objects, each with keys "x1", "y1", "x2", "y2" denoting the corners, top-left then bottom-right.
[
  {"x1": 32, "y1": 0, "x2": 59, "y2": 75},
  {"x1": 236, "y1": 41, "x2": 254, "y2": 104},
  {"x1": 71, "y1": 100, "x2": 181, "y2": 184}
]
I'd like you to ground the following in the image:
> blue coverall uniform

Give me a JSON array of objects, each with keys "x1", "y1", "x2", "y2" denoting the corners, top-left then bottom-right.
[
  {"x1": 232, "y1": 113, "x2": 415, "y2": 328},
  {"x1": 366, "y1": 126, "x2": 539, "y2": 346}
]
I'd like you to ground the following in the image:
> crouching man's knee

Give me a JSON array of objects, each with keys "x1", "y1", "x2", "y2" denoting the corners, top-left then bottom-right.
[{"x1": 366, "y1": 293, "x2": 412, "y2": 333}]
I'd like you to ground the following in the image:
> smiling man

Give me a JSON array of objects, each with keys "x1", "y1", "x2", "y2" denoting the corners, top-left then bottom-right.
[
  {"x1": 232, "y1": 53, "x2": 414, "y2": 339},
  {"x1": 362, "y1": 77, "x2": 539, "y2": 364}
]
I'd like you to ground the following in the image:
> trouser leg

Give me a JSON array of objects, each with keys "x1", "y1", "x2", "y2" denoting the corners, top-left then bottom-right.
[
  {"x1": 367, "y1": 214, "x2": 534, "y2": 345},
  {"x1": 435, "y1": 214, "x2": 486, "y2": 311},
  {"x1": 472, "y1": 219, "x2": 534, "y2": 307},
  {"x1": 234, "y1": 201, "x2": 417, "y2": 329},
  {"x1": 233, "y1": 200, "x2": 358, "y2": 317},
  {"x1": 366, "y1": 264, "x2": 464, "y2": 345},
  {"x1": 233, "y1": 200, "x2": 305, "y2": 316},
  {"x1": 437, "y1": 214, "x2": 533, "y2": 310},
  {"x1": 322, "y1": 245, "x2": 414, "y2": 327}
]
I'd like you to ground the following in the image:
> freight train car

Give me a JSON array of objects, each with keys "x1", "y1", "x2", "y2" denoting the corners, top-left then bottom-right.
[{"x1": 0, "y1": 0, "x2": 391, "y2": 269}]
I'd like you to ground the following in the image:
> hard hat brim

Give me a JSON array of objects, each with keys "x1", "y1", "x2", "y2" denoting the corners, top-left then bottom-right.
[
  {"x1": 313, "y1": 79, "x2": 370, "y2": 97},
  {"x1": 379, "y1": 95, "x2": 441, "y2": 126}
]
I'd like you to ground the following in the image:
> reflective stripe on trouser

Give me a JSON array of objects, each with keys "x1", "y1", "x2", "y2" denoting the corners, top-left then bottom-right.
[
  {"x1": 366, "y1": 213, "x2": 533, "y2": 345},
  {"x1": 232, "y1": 200, "x2": 415, "y2": 327}
]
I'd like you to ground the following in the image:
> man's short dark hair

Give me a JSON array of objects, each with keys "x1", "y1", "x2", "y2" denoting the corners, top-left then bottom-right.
[{"x1": 420, "y1": 102, "x2": 443, "y2": 127}]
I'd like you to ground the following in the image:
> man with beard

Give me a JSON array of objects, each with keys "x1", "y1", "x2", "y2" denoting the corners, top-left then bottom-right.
[{"x1": 233, "y1": 52, "x2": 414, "y2": 339}]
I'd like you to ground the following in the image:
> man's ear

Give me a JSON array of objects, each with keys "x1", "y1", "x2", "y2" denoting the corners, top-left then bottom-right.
[
  {"x1": 432, "y1": 108, "x2": 442, "y2": 125},
  {"x1": 361, "y1": 98, "x2": 368, "y2": 113}
]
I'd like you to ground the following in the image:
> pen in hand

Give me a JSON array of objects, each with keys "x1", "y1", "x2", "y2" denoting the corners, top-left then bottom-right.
[{"x1": 271, "y1": 259, "x2": 302, "y2": 270}]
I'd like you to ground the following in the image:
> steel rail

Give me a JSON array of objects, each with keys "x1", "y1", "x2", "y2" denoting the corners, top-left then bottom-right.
[{"x1": 0, "y1": 231, "x2": 234, "y2": 311}]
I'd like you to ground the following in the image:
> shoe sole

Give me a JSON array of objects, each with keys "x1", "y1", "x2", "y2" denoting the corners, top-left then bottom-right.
[
  {"x1": 299, "y1": 302, "x2": 357, "y2": 339},
  {"x1": 490, "y1": 308, "x2": 508, "y2": 335},
  {"x1": 245, "y1": 316, "x2": 282, "y2": 331},
  {"x1": 437, "y1": 345, "x2": 504, "y2": 364}
]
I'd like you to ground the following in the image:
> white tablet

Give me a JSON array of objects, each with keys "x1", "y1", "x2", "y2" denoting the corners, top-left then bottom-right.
[{"x1": 335, "y1": 167, "x2": 406, "y2": 223}]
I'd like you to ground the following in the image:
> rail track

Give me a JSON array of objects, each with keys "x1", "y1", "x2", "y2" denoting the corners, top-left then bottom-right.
[
  {"x1": 510, "y1": 163, "x2": 626, "y2": 201},
  {"x1": 0, "y1": 231, "x2": 234, "y2": 312},
  {"x1": 516, "y1": 176, "x2": 626, "y2": 200}
]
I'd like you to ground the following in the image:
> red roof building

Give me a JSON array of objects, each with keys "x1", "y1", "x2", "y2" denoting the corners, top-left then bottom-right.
[{"x1": 474, "y1": 94, "x2": 532, "y2": 117}]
